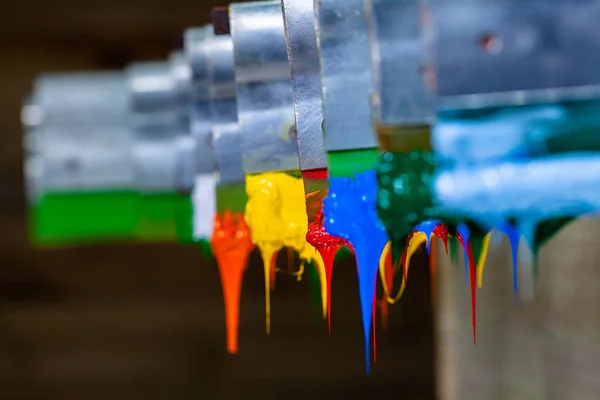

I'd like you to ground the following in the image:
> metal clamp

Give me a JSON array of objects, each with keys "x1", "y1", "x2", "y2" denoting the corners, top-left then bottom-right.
[
  {"x1": 24, "y1": 73, "x2": 135, "y2": 200},
  {"x1": 366, "y1": 0, "x2": 432, "y2": 128},
  {"x1": 230, "y1": 0, "x2": 299, "y2": 174},
  {"x1": 207, "y1": 31, "x2": 244, "y2": 184},
  {"x1": 185, "y1": 26, "x2": 215, "y2": 177},
  {"x1": 282, "y1": 0, "x2": 327, "y2": 171},
  {"x1": 316, "y1": 0, "x2": 376, "y2": 151},
  {"x1": 126, "y1": 54, "x2": 191, "y2": 193},
  {"x1": 423, "y1": 0, "x2": 600, "y2": 110}
]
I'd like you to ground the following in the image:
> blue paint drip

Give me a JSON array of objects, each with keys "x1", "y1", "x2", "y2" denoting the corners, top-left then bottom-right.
[
  {"x1": 456, "y1": 224, "x2": 471, "y2": 286},
  {"x1": 323, "y1": 170, "x2": 390, "y2": 374},
  {"x1": 496, "y1": 221, "x2": 521, "y2": 303},
  {"x1": 413, "y1": 220, "x2": 442, "y2": 254}
]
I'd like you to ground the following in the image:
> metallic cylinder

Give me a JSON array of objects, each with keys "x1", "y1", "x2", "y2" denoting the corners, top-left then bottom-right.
[
  {"x1": 316, "y1": 0, "x2": 376, "y2": 151},
  {"x1": 25, "y1": 72, "x2": 134, "y2": 200},
  {"x1": 282, "y1": 0, "x2": 327, "y2": 171},
  {"x1": 125, "y1": 53, "x2": 191, "y2": 194},
  {"x1": 230, "y1": 0, "x2": 299, "y2": 174}
]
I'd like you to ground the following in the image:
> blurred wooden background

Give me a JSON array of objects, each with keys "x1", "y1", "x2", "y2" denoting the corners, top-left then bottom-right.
[{"x1": 0, "y1": 1, "x2": 436, "y2": 398}]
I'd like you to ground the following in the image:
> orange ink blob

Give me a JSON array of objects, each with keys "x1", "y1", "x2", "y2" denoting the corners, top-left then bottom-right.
[{"x1": 211, "y1": 211, "x2": 254, "y2": 354}]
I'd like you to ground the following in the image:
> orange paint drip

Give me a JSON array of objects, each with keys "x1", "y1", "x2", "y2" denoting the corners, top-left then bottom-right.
[{"x1": 211, "y1": 211, "x2": 254, "y2": 354}]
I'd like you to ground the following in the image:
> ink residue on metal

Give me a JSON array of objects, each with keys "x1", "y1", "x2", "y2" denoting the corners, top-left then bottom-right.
[{"x1": 245, "y1": 172, "x2": 326, "y2": 334}]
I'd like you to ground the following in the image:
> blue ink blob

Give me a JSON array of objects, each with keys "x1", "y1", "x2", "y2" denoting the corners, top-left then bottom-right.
[{"x1": 323, "y1": 170, "x2": 390, "y2": 374}]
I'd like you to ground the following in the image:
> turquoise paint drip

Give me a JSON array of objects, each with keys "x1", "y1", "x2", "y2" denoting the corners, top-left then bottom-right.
[
  {"x1": 433, "y1": 102, "x2": 600, "y2": 254},
  {"x1": 323, "y1": 170, "x2": 390, "y2": 374}
]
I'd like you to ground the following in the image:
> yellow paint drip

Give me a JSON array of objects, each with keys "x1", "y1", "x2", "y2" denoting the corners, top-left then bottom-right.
[
  {"x1": 476, "y1": 232, "x2": 493, "y2": 288},
  {"x1": 379, "y1": 230, "x2": 492, "y2": 305},
  {"x1": 245, "y1": 172, "x2": 327, "y2": 334}
]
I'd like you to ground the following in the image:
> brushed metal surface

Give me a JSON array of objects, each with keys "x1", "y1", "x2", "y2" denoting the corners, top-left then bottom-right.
[
  {"x1": 316, "y1": 0, "x2": 376, "y2": 151},
  {"x1": 230, "y1": 1, "x2": 299, "y2": 174},
  {"x1": 282, "y1": 0, "x2": 327, "y2": 171}
]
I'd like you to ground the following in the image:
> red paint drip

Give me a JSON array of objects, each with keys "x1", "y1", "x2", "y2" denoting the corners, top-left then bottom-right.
[
  {"x1": 307, "y1": 209, "x2": 353, "y2": 332},
  {"x1": 304, "y1": 168, "x2": 353, "y2": 333},
  {"x1": 432, "y1": 224, "x2": 450, "y2": 255},
  {"x1": 456, "y1": 232, "x2": 477, "y2": 345},
  {"x1": 302, "y1": 168, "x2": 328, "y2": 181}
]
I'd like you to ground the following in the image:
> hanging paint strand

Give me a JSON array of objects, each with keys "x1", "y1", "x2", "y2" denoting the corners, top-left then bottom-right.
[
  {"x1": 456, "y1": 224, "x2": 477, "y2": 345},
  {"x1": 323, "y1": 171, "x2": 390, "y2": 374},
  {"x1": 245, "y1": 173, "x2": 326, "y2": 334},
  {"x1": 306, "y1": 207, "x2": 352, "y2": 332},
  {"x1": 211, "y1": 211, "x2": 254, "y2": 354},
  {"x1": 303, "y1": 168, "x2": 353, "y2": 333}
]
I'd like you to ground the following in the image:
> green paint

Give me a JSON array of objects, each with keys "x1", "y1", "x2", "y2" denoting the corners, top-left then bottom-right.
[
  {"x1": 376, "y1": 150, "x2": 437, "y2": 246},
  {"x1": 334, "y1": 246, "x2": 353, "y2": 263},
  {"x1": 327, "y1": 149, "x2": 379, "y2": 178},
  {"x1": 30, "y1": 190, "x2": 181, "y2": 247},
  {"x1": 376, "y1": 150, "x2": 486, "y2": 256},
  {"x1": 216, "y1": 183, "x2": 247, "y2": 213},
  {"x1": 174, "y1": 194, "x2": 195, "y2": 244},
  {"x1": 198, "y1": 239, "x2": 214, "y2": 260},
  {"x1": 135, "y1": 192, "x2": 180, "y2": 241}
]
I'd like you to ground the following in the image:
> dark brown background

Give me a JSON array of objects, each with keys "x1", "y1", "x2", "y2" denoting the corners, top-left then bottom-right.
[{"x1": 0, "y1": 1, "x2": 435, "y2": 398}]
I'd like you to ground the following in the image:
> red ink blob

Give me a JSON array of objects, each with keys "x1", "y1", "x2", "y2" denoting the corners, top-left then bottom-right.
[{"x1": 307, "y1": 208, "x2": 353, "y2": 332}]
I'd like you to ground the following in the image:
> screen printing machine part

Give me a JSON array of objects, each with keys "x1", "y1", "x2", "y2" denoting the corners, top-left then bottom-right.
[
  {"x1": 281, "y1": 0, "x2": 330, "y2": 224},
  {"x1": 229, "y1": 0, "x2": 328, "y2": 338},
  {"x1": 420, "y1": 0, "x2": 600, "y2": 398},
  {"x1": 24, "y1": 72, "x2": 140, "y2": 246},
  {"x1": 24, "y1": 52, "x2": 195, "y2": 246}
]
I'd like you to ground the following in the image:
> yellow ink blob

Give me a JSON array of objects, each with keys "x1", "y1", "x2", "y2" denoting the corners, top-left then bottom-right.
[{"x1": 245, "y1": 172, "x2": 326, "y2": 334}]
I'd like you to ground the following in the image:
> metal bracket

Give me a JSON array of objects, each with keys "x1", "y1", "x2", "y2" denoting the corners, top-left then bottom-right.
[
  {"x1": 424, "y1": 0, "x2": 600, "y2": 110},
  {"x1": 185, "y1": 26, "x2": 215, "y2": 177},
  {"x1": 316, "y1": 0, "x2": 376, "y2": 151},
  {"x1": 25, "y1": 73, "x2": 135, "y2": 200},
  {"x1": 230, "y1": 1, "x2": 299, "y2": 174},
  {"x1": 207, "y1": 31, "x2": 245, "y2": 184},
  {"x1": 282, "y1": 0, "x2": 327, "y2": 171},
  {"x1": 367, "y1": 0, "x2": 433, "y2": 127}
]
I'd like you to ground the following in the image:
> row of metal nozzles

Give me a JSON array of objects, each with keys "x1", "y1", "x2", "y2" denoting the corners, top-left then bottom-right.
[{"x1": 23, "y1": 0, "x2": 600, "y2": 236}]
